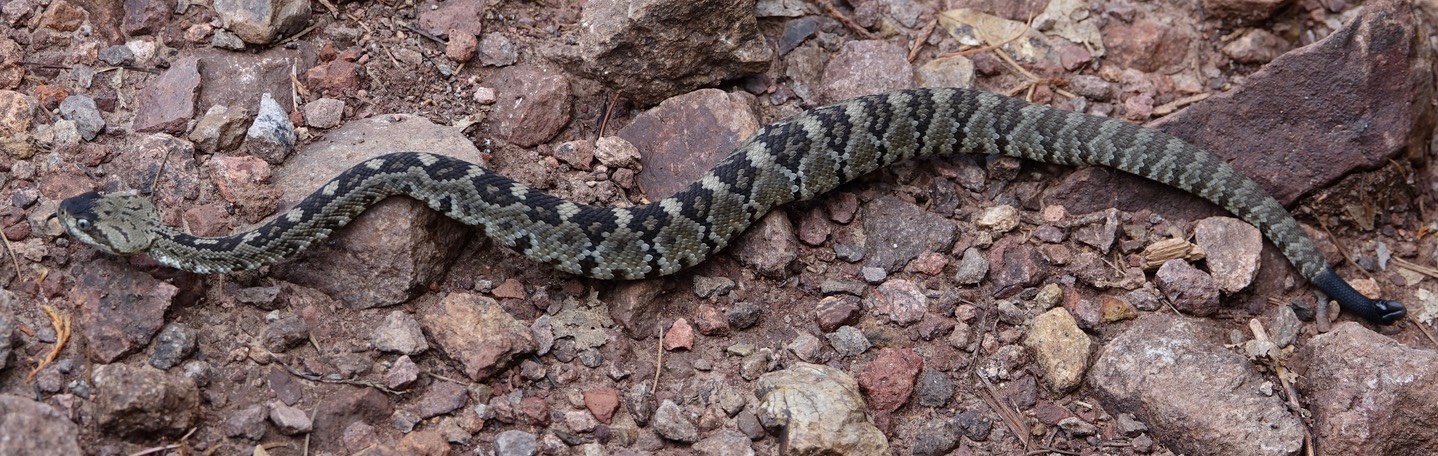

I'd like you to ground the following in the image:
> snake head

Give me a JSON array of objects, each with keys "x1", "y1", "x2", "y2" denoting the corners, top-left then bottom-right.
[{"x1": 56, "y1": 191, "x2": 163, "y2": 255}]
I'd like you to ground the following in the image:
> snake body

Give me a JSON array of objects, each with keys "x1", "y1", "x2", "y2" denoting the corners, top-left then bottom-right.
[{"x1": 56, "y1": 88, "x2": 1405, "y2": 324}]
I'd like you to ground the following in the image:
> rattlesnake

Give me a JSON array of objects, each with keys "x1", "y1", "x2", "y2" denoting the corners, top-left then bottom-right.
[{"x1": 54, "y1": 88, "x2": 1406, "y2": 324}]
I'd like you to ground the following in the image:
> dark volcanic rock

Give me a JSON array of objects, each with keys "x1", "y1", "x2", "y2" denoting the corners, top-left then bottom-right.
[{"x1": 1150, "y1": 0, "x2": 1433, "y2": 206}]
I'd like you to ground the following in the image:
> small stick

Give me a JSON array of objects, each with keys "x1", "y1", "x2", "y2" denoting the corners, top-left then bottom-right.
[
  {"x1": 821, "y1": 0, "x2": 877, "y2": 40},
  {"x1": 907, "y1": 19, "x2": 938, "y2": 63}
]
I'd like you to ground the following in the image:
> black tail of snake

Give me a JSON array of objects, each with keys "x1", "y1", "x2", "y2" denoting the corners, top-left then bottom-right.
[{"x1": 54, "y1": 88, "x2": 1406, "y2": 324}]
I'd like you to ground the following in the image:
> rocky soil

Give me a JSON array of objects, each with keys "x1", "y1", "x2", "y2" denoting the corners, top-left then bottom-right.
[{"x1": 0, "y1": 0, "x2": 1436, "y2": 455}]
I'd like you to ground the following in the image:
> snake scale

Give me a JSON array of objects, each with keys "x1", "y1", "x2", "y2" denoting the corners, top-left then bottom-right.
[{"x1": 55, "y1": 88, "x2": 1405, "y2": 324}]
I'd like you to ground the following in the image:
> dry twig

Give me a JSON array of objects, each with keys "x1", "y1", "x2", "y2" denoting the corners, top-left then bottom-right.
[
  {"x1": 27, "y1": 304, "x2": 72, "y2": 383},
  {"x1": 821, "y1": 0, "x2": 877, "y2": 40}
]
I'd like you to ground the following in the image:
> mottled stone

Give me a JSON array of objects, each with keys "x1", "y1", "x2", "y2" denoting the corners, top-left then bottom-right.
[
  {"x1": 653, "y1": 400, "x2": 699, "y2": 443},
  {"x1": 149, "y1": 323, "x2": 198, "y2": 370},
  {"x1": 484, "y1": 64, "x2": 570, "y2": 147},
  {"x1": 1024, "y1": 308, "x2": 1091, "y2": 392},
  {"x1": 863, "y1": 196, "x2": 955, "y2": 273},
  {"x1": 372, "y1": 310, "x2": 429, "y2": 355},
  {"x1": 856, "y1": 347, "x2": 923, "y2": 412},
  {"x1": 553, "y1": 0, "x2": 771, "y2": 105},
  {"x1": 213, "y1": 0, "x2": 311, "y2": 45},
  {"x1": 1154, "y1": 259, "x2": 1221, "y2": 316},
  {"x1": 73, "y1": 260, "x2": 178, "y2": 363},
  {"x1": 1090, "y1": 314, "x2": 1302, "y2": 456},
  {"x1": 819, "y1": 40, "x2": 914, "y2": 103},
  {"x1": 1296, "y1": 322, "x2": 1438, "y2": 454},
  {"x1": 58, "y1": 95, "x2": 103, "y2": 140},
  {"x1": 269, "y1": 401, "x2": 314, "y2": 435},
  {"x1": 93, "y1": 364, "x2": 200, "y2": 437},
  {"x1": 1192, "y1": 217, "x2": 1262, "y2": 294},
  {"x1": 421, "y1": 293, "x2": 536, "y2": 381},
  {"x1": 866, "y1": 279, "x2": 927, "y2": 326},
  {"x1": 0, "y1": 395, "x2": 82, "y2": 454},
  {"x1": 755, "y1": 363, "x2": 890, "y2": 454}
]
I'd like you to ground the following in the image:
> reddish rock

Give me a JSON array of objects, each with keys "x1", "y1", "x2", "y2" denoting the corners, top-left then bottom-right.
[
  {"x1": 39, "y1": 0, "x2": 88, "y2": 32},
  {"x1": 206, "y1": 154, "x2": 271, "y2": 202},
  {"x1": 33, "y1": 84, "x2": 69, "y2": 110},
  {"x1": 416, "y1": 381, "x2": 469, "y2": 419},
  {"x1": 491, "y1": 278, "x2": 526, "y2": 300},
  {"x1": 907, "y1": 252, "x2": 948, "y2": 276},
  {"x1": 305, "y1": 60, "x2": 361, "y2": 95},
  {"x1": 867, "y1": 279, "x2": 927, "y2": 326},
  {"x1": 692, "y1": 304, "x2": 730, "y2": 336},
  {"x1": 312, "y1": 388, "x2": 395, "y2": 453},
  {"x1": 826, "y1": 192, "x2": 859, "y2": 224},
  {"x1": 609, "y1": 279, "x2": 665, "y2": 339},
  {"x1": 445, "y1": 29, "x2": 479, "y2": 62},
  {"x1": 0, "y1": 38, "x2": 22, "y2": 90},
  {"x1": 195, "y1": 46, "x2": 317, "y2": 113},
  {"x1": 553, "y1": 140, "x2": 594, "y2": 171},
  {"x1": 815, "y1": 295, "x2": 861, "y2": 332},
  {"x1": 1102, "y1": 19, "x2": 1196, "y2": 73},
  {"x1": 416, "y1": 0, "x2": 484, "y2": 37},
  {"x1": 663, "y1": 318, "x2": 694, "y2": 351},
  {"x1": 732, "y1": 211, "x2": 799, "y2": 277},
  {"x1": 420, "y1": 293, "x2": 537, "y2": 381},
  {"x1": 617, "y1": 88, "x2": 761, "y2": 199},
  {"x1": 3, "y1": 221, "x2": 28, "y2": 241},
  {"x1": 857, "y1": 347, "x2": 924, "y2": 413},
  {"x1": 268, "y1": 115, "x2": 484, "y2": 309},
  {"x1": 518, "y1": 396, "x2": 549, "y2": 426},
  {"x1": 385, "y1": 355, "x2": 420, "y2": 390},
  {"x1": 398, "y1": 430, "x2": 450, "y2": 456},
  {"x1": 0, "y1": 90, "x2": 33, "y2": 137},
  {"x1": 584, "y1": 387, "x2": 620, "y2": 425},
  {"x1": 484, "y1": 64, "x2": 570, "y2": 147},
  {"x1": 182, "y1": 203, "x2": 232, "y2": 236},
  {"x1": 133, "y1": 56, "x2": 200, "y2": 134},
  {"x1": 1200, "y1": 0, "x2": 1288, "y2": 23},
  {"x1": 73, "y1": 260, "x2": 178, "y2": 362}
]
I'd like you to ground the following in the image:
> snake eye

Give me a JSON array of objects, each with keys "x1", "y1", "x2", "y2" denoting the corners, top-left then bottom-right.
[{"x1": 75, "y1": 218, "x2": 92, "y2": 231}]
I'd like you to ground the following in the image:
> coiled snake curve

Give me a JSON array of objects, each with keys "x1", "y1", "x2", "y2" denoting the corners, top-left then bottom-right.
[{"x1": 54, "y1": 88, "x2": 1406, "y2": 324}]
